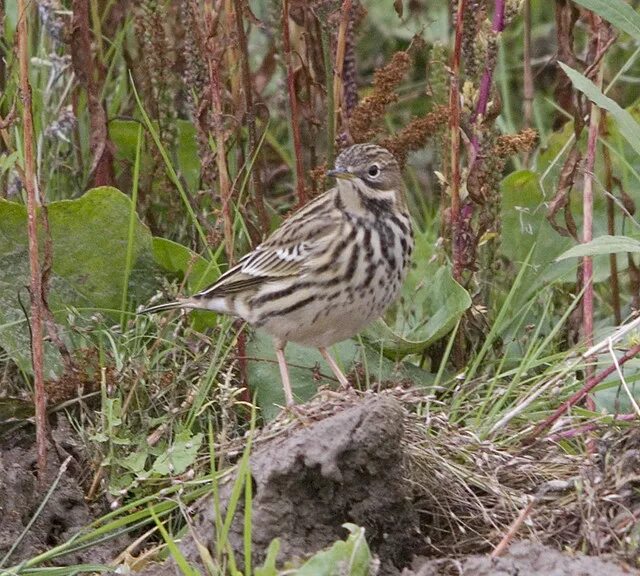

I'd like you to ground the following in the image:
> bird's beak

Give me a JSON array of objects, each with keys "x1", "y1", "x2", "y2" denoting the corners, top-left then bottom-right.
[{"x1": 327, "y1": 167, "x2": 354, "y2": 180}]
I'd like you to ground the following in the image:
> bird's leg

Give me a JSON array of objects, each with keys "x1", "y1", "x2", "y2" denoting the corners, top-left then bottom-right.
[
  {"x1": 318, "y1": 347, "x2": 350, "y2": 389},
  {"x1": 275, "y1": 343, "x2": 295, "y2": 407}
]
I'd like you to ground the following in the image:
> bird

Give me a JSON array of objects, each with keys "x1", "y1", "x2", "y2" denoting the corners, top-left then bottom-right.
[{"x1": 140, "y1": 143, "x2": 414, "y2": 407}]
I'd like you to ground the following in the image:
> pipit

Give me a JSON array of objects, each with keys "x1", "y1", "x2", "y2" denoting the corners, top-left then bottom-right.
[{"x1": 141, "y1": 143, "x2": 414, "y2": 406}]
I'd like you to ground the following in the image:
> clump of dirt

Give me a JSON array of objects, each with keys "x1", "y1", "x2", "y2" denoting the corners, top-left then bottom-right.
[
  {"x1": 0, "y1": 417, "x2": 125, "y2": 569},
  {"x1": 180, "y1": 395, "x2": 420, "y2": 574},
  {"x1": 404, "y1": 540, "x2": 637, "y2": 576},
  {"x1": 136, "y1": 389, "x2": 640, "y2": 575},
  {"x1": 3, "y1": 389, "x2": 640, "y2": 576}
]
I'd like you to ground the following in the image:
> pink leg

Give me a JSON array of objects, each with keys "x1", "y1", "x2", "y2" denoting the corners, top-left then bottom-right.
[
  {"x1": 275, "y1": 345, "x2": 295, "y2": 406},
  {"x1": 319, "y1": 347, "x2": 350, "y2": 389}
]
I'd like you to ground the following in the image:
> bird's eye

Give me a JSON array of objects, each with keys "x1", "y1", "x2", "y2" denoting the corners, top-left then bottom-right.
[{"x1": 368, "y1": 164, "x2": 380, "y2": 178}]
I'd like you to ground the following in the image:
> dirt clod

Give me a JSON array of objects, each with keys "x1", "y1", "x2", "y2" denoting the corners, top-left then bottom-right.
[
  {"x1": 150, "y1": 396, "x2": 422, "y2": 574},
  {"x1": 0, "y1": 420, "x2": 125, "y2": 569},
  {"x1": 405, "y1": 540, "x2": 639, "y2": 576}
]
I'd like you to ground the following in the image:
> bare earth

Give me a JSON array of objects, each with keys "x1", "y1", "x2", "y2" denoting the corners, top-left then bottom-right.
[{"x1": 1, "y1": 396, "x2": 638, "y2": 575}]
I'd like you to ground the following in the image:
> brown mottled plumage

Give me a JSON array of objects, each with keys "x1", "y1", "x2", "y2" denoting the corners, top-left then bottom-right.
[{"x1": 141, "y1": 144, "x2": 414, "y2": 406}]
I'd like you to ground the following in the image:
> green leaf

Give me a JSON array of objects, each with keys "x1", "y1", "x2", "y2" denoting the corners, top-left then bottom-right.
[
  {"x1": 571, "y1": 0, "x2": 640, "y2": 41},
  {"x1": 364, "y1": 266, "x2": 470, "y2": 356},
  {"x1": 246, "y1": 333, "x2": 359, "y2": 420},
  {"x1": 110, "y1": 119, "x2": 200, "y2": 192},
  {"x1": 120, "y1": 450, "x2": 148, "y2": 474},
  {"x1": 559, "y1": 62, "x2": 640, "y2": 158},
  {"x1": 255, "y1": 539, "x2": 280, "y2": 576},
  {"x1": 152, "y1": 237, "x2": 219, "y2": 293},
  {"x1": 152, "y1": 430, "x2": 204, "y2": 476},
  {"x1": 363, "y1": 228, "x2": 471, "y2": 357},
  {"x1": 246, "y1": 328, "x2": 434, "y2": 419},
  {"x1": 296, "y1": 524, "x2": 371, "y2": 576},
  {"x1": 556, "y1": 235, "x2": 640, "y2": 260},
  {"x1": 0, "y1": 187, "x2": 162, "y2": 377}
]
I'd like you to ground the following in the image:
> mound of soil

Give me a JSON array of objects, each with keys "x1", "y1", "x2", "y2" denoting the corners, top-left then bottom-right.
[
  {"x1": 138, "y1": 393, "x2": 640, "y2": 576},
  {"x1": 0, "y1": 418, "x2": 125, "y2": 569},
  {"x1": 154, "y1": 395, "x2": 423, "y2": 575},
  {"x1": 3, "y1": 394, "x2": 639, "y2": 576},
  {"x1": 406, "y1": 540, "x2": 637, "y2": 576}
]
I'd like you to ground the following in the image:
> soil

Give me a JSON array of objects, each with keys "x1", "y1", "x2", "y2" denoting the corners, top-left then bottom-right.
[
  {"x1": 1, "y1": 395, "x2": 639, "y2": 576},
  {"x1": 137, "y1": 394, "x2": 640, "y2": 576},
  {"x1": 0, "y1": 416, "x2": 125, "y2": 570},
  {"x1": 404, "y1": 541, "x2": 638, "y2": 576}
]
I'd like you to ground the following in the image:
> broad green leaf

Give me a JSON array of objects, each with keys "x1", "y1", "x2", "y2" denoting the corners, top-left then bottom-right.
[
  {"x1": 246, "y1": 330, "x2": 434, "y2": 419},
  {"x1": 246, "y1": 333, "x2": 358, "y2": 420},
  {"x1": 556, "y1": 235, "x2": 640, "y2": 260},
  {"x1": 0, "y1": 187, "x2": 161, "y2": 377},
  {"x1": 0, "y1": 187, "x2": 223, "y2": 377},
  {"x1": 296, "y1": 524, "x2": 371, "y2": 576},
  {"x1": 152, "y1": 237, "x2": 220, "y2": 293},
  {"x1": 152, "y1": 430, "x2": 204, "y2": 475},
  {"x1": 120, "y1": 450, "x2": 148, "y2": 474},
  {"x1": 362, "y1": 228, "x2": 470, "y2": 357},
  {"x1": 364, "y1": 266, "x2": 470, "y2": 356},
  {"x1": 110, "y1": 119, "x2": 200, "y2": 192},
  {"x1": 571, "y1": 0, "x2": 640, "y2": 41},
  {"x1": 559, "y1": 62, "x2": 640, "y2": 158}
]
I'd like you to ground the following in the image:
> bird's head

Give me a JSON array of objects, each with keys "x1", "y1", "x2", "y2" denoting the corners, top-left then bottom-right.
[{"x1": 328, "y1": 144, "x2": 405, "y2": 206}]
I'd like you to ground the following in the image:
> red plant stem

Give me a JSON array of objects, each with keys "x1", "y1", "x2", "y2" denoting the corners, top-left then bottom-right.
[
  {"x1": 449, "y1": 0, "x2": 466, "y2": 282},
  {"x1": 70, "y1": 0, "x2": 114, "y2": 187},
  {"x1": 18, "y1": 0, "x2": 48, "y2": 486},
  {"x1": 523, "y1": 0, "x2": 533, "y2": 130},
  {"x1": 281, "y1": 0, "x2": 307, "y2": 206},
  {"x1": 491, "y1": 497, "x2": 536, "y2": 558},
  {"x1": 470, "y1": 0, "x2": 506, "y2": 160},
  {"x1": 528, "y1": 342, "x2": 640, "y2": 440}
]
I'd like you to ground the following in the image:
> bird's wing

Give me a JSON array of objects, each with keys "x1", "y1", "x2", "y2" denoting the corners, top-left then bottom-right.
[{"x1": 195, "y1": 198, "x2": 341, "y2": 298}]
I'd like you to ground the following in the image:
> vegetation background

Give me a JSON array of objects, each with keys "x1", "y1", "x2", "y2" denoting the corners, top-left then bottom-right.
[{"x1": 1, "y1": 0, "x2": 640, "y2": 573}]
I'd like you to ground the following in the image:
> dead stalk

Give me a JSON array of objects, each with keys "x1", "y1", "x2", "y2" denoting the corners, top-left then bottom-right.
[
  {"x1": 449, "y1": 0, "x2": 466, "y2": 283},
  {"x1": 205, "y1": 11, "x2": 234, "y2": 263},
  {"x1": 71, "y1": 0, "x2": 114, "y2": 187},
  {"x1": 232, "y1": 0, "x2": 269, "y2": 235},
  {"x1": 491, "y1": 497, "x2": 536, "y2": 557},
  {"x1": 18, "y1": 0, "x2": 48, "y2": 486},
  {"x1": 522, "y1": 0, "x2": 533, "y2": 164},
  {"x1": 281, "y1": 0, "x2": 307, "y2": 206},
  {"x1": 582, "y1": 17, "x2": 605, "y2": 407},
  {"x1": 333, "y1": 0, "x2": 352, "y2": 139}
]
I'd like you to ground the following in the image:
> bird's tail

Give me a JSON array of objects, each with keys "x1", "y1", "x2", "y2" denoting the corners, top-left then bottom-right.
[
  {"x1": 138, "y1": 298, "x2": 192, "y2": 315},
  {"x1": 139, "y1": 296, "x2": 230, "y2": 315}
]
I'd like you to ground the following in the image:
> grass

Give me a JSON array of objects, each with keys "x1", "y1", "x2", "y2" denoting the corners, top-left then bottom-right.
[{"x1": 2, "y1": 0, "x2": 640, "y2": 574}]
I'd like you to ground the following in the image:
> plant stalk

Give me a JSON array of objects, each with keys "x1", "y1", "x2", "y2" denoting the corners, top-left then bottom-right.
[
  {"x1": 282, "y1": 0, "x2": 307, "y2": 206},
  {"x1": 18, "y1": 0, "x2": 48, "y2": 486},
  {"x1": 233, "y1": 0, "x2": 269, "y2": 235},
  {"x1": 449, "y1": 0, "x2": 466, "y2": 283},
  {"x1": 205, "y1": 10, "x2": 234, "y2": 263},
  {"x1": 333, "y1": 0, "x2": 352, "y2": 139}
]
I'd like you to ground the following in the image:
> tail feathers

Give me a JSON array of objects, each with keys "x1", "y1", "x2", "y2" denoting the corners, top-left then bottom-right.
[
  {"x1": 138, "y1": 296, "x2": 230, "y2": 315},
  {"x1": 138, "y1": 299, "x2": 187, "y2": 315}
]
